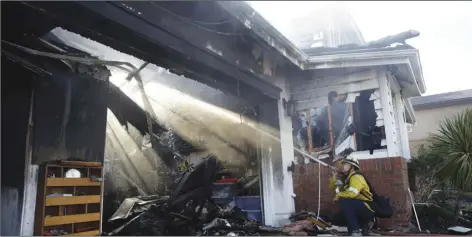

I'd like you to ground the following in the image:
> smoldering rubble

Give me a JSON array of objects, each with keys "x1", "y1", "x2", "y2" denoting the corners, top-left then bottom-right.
[
  {"x1": 103, "y1": 156, "x2": 337, "y2": 236},
  {"x1": 104, "y1": 156, "x2": 265, "y2": 236}
]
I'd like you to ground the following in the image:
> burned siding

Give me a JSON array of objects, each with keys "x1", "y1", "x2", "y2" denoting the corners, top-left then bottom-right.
[
  {"x1": 291, "y1": 69, "x2": 380, "y2": 111},
  {"x1": 1, "y1": 187, "x2": 21, "y2": 236},
  {"x1": 290, "y1": 69, "x2": 387, "y2": 156},
  {"x1": 33, "y1": 61, "x2": 110, "y2": 164}
]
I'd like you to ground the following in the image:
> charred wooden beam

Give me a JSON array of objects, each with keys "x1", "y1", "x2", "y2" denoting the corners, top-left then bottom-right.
[{"x1": 19, "y1": 1, "x2": 281, "y2": 101}]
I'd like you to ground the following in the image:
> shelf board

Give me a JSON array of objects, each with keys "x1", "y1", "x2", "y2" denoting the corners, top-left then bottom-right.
[
  {"x1": 65, "y1": 230, "x2": 100, "y2": 236},
  {"x1": 46, "y1": 178, "x2": 101, "y2": 187},
  {"x1": 57, "y1": 161, "x2": 102, "y2": 168},
  {"x1": 44, "y1": 213, "x2": 100, "y2": 226},
  {"x1": 46, "y1": 195, "x2": 101, "y2": 206}
]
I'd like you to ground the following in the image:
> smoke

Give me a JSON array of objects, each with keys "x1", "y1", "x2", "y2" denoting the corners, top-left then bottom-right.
[{"x1": 114, "y1": 73, "x2": 279, "y2": 167}]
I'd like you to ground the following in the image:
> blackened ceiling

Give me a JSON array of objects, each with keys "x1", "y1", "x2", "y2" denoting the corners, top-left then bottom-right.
[{"x1": 4, "y1": 1, "x2": 281, "y2": 103}]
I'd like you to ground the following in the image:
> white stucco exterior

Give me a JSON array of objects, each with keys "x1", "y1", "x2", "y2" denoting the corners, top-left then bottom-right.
[
  {"x1": 409, "y1": 103, "x2": 472, "y2": 157},
  {"x1": 272, "y1": 77, "x2": 296, "y2": 227}
]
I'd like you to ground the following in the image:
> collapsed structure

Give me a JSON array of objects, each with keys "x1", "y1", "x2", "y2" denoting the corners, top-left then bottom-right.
[{"x1": 1, "y1": 1, "x2": 426, "y2": 236}]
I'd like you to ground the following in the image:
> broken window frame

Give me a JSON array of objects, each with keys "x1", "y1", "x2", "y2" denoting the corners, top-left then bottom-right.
[{"x1": 297, "y1": 89, "x2": 389, "y2": 158}]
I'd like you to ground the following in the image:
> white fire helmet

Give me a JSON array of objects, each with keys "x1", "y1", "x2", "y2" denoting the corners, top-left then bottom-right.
[{"x1": 342, "y1": 154, "x2": 360, "y2": 170}]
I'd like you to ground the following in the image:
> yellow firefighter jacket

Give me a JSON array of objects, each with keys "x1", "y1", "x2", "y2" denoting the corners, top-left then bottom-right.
[{"x1": 329, "y1": 169, "x2": 374, "y2": 212}]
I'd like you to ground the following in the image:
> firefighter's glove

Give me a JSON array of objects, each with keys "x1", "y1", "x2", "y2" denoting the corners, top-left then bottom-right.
[{"x1": 333, "y1": 195, "x2": 340, "y2": 204}]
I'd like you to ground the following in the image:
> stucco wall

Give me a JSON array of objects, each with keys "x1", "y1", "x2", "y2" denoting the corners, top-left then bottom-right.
[{"x1": 409, "y1": 104, "x2": 472, "y2": 157}]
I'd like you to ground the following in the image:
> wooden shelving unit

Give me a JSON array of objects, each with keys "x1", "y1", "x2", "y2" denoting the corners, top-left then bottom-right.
[{"x1": 34, "y1": 161, "x2": 104, "y2": 236}]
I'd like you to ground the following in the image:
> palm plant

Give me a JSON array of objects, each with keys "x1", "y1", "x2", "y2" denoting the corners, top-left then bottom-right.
[
  {"x1": 428, "y1": 108, "x2": 472, "y2": 223},
  {"x1": 409, "y1": 145, "x2": 442, "y2": 202}
]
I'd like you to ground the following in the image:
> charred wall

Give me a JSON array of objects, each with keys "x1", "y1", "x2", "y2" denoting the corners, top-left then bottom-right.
[
  {"x1": 1, "y1": 3, "x2": 111, "y2": 234},
  {"x1": 33, "y1": 62, "x2": 110, "y2": 164},
  {"x1": 1, "y1": 58, "x2": 35, "y2": 236},
  {"x1": 1, "y1": 45, "x2": 110, "y2": 235}
]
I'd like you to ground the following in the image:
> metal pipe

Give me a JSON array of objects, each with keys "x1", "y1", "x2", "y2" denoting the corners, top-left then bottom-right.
[
  {"x1": 126, "y1": 62, "x2": 150, "y2": 81},
  {"x1": 408, "y1": 188, "x2": 422, "y2": 232}
]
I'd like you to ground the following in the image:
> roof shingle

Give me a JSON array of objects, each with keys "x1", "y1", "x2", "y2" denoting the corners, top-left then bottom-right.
[{"x1": 410, "y1": 89, "x2": 472, "y2": 110}]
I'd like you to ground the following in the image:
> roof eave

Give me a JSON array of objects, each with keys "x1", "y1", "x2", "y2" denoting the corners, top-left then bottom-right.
[
  {"x1": 404, "y1": 98, "x2": 417, "y2": 124},
  {"x1": 413, "y1": 97, "x2": 472, "y2": 111},
  {"x1": 216, "y1": 1, "x2": 307, "y2": 69},
  {"x1": 408, "y1": 49, "x2": 426, "y2": 94},
  {"x1": 215, "y1": 2, "x2": 430, "y2": 98},
  {"x1": 304, "y1": 49, "x2": 426, "y2": 97}
]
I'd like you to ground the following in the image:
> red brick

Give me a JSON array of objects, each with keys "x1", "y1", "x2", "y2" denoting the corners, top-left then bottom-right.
[
  {"x1": 377, "y1": 159, "x2": 384, "y2": 170},
  {"x1": 380, "y1": 159, "x2": 386, "y2": 171},
  {"x1": 401, "y1": 159, "x2": 408, "y2": 170},
  {"x1": 393, "y1": 158, "x2": 401, "y2": 169}
]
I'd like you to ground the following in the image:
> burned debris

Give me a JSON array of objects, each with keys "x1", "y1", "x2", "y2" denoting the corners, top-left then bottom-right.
[
  {"x1": 104, "y1": 156, "x2": 218, "y2": 235},
  {"x1": 104, "y1": 156, "x2": 268, "y2": 236},
  {"x1": 105, "y1": 156, "x2": 352, "y2": 236},
  {"x1": 104, "y1": 155, "x2": 331, "y2": 236}
]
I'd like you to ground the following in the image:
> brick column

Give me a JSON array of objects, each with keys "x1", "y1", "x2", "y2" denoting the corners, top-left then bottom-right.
[{"x1": 293, "y1": 157, "x2": 411, "y2": 229}]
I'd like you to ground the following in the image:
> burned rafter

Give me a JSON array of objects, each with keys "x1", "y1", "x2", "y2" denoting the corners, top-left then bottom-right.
[{"x1": 107, "y1": 82, "x2": 204, "y2": 163}]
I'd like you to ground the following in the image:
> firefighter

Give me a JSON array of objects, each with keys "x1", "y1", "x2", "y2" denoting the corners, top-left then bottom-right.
[{"x1": 330, "y1": 155, "x2": 375, "y2": 236}]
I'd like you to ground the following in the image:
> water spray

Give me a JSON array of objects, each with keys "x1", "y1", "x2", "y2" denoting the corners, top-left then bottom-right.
[{"x1": 240, "y1": 123, "x2": 336, "y2": 170}]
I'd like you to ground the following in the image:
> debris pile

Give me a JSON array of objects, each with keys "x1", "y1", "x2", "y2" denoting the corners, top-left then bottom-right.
[
  {"x1": 104, "y1": 156, "x2": 331, "y2": 236},
  {"x1": 103, "y1": 156, "x2": 265, "y2": 236},
  {"x1": 411, "y1": 203, "x2": 472, "y2": 234},
  {"x1": 279, "y1": 220, "x2": 318, "y2": 236}
]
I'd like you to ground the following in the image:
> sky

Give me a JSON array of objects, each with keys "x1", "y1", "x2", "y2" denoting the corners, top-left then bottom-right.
[{"x1": 249, "y1": 1, "x2": 472, "y2": 96}]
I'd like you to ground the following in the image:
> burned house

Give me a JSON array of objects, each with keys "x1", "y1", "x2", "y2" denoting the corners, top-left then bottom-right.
[
  {"x1": 292, "y1": 42, "x2": 425, "y2": 228},
  {"x1": 1, "y1": 1, "x2": 426, "y2": 236},
  {"x1": 2, "y1": 1, "x2": 302, "y2": 235}
]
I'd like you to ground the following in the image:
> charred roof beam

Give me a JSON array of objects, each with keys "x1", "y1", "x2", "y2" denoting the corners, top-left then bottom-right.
[{"x1": 20, "y1": 1, "x2": 282, "y2": 101}]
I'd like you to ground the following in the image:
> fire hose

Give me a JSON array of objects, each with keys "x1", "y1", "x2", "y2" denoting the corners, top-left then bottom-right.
[{"x1": 244, "y1": 124, "x2": 336, "y2": 170}]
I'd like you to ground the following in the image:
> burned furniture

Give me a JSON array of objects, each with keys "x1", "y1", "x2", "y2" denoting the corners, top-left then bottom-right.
[
  {"x1": 106, "y1": 156, "x2": 219, "y2": 235},
  {"x1": 106, "y1": 155, "x2": 274, "y2": 236}
]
